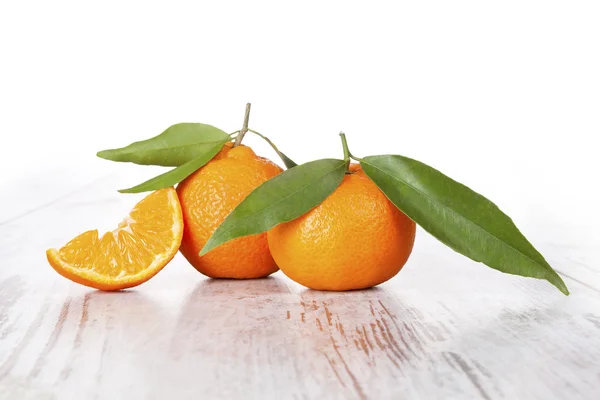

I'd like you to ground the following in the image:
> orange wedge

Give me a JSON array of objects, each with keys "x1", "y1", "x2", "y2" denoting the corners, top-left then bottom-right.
[{"x1": 46, "y1": 188, "x2": 183, "y2": 291}]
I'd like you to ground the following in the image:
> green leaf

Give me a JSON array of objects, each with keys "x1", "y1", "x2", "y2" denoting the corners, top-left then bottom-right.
[
  {"x1": 247, "y1": 129, "x2": 298, "y2": 169},
  {"x1": 361, "y1": 155, "x2": 569, "y2": 295},
  {"x1": 200, "y1": 158, "x2": 347, "y2": 256},
  {"x1": 97, "y1": 123, "x2": 229, "y2": 167},
  {"x1": 118, "y1": 140, "x2": 228, "y2": 193},
  {"x1": 276, "y1": 150, "x2": 298, "y2": 169}
]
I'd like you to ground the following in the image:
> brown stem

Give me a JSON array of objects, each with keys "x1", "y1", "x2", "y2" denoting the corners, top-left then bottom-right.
[{"x1": 233, "y1": 103, "x2": 251, "y2": 147}]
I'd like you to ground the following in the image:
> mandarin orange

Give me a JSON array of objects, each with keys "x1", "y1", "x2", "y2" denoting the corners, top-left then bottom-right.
[
  {"x1": 177, "y1": 143, "x2": 283, "y2": 278},
  {"x1": 267, "y1": 165, "x2": 415, "y2": 290}
]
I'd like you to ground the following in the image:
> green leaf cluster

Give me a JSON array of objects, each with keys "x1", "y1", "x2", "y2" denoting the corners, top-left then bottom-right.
[
  {"x1": 97, "y1": 123, "x2": 296, "y2": 193},
  {"x1": 96, "y1": 114, "x2": 568, "y2": 295},
  {"x1": 199, "y1": 135, "x2": 569, "y2": 295},
  {"x1": 98, "y1": 123, "x2": 231, "y2": 193}
]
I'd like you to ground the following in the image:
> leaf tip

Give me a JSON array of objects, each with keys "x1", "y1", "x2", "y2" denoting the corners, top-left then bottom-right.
[
  {"x1": 198, "y1": 244, "x2": 211, "y2": 257},
  {"x1": 96, "y1": 150, "x2": 110, "y2": 159},
  {"x1": 558, "y1": 283, "x2": 570, "y2": 296},
  {"x1": 548, "y1": 273, "x2": 570, "y2": 296},
  {"x1": 282, "y1": 156, "x2": 298, "y2": 169},
  {"x1": 199, "y1": 235, "x2": 224, "y2": 256}
]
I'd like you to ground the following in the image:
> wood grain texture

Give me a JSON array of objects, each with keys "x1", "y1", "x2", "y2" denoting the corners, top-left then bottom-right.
[{"x1": 1, "y1": 174, "x2": 599, "y2": 400}]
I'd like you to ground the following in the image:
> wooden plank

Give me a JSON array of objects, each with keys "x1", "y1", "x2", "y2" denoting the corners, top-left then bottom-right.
[{"x1": 1, "y1": 175, "x2": 599, "y2": 399}]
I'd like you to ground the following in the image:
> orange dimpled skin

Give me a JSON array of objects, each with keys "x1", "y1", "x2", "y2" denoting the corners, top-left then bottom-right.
[
  {"x1": 177, "y1": 144, "x2": 283, "y2": 279},
  {"x1": 267, "y1": 166, "x2": 416, "y2": 291}
]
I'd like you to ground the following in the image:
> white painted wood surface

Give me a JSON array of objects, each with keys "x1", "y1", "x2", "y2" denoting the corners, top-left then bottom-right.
[{"x1": 1, "y1": 173, "x2": 599, "y2": 400}]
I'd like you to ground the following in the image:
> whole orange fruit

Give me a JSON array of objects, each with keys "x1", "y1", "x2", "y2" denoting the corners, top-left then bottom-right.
[
  {"x1": 177, "y1": 143, "x2": 283, "y2": 278},
  {"x1": 267, "y1": 165, "x2": 416, "y2": 290}
]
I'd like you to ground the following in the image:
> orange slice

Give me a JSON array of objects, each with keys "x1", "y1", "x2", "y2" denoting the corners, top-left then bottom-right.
[{"x1": 46, "y1": 188, "x2": 183, "y2": 291}]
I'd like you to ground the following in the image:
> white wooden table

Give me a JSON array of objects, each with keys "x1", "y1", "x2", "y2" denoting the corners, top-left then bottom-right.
[{"x1": 1, "y1": 172, "x2": 599, "y2": 400}]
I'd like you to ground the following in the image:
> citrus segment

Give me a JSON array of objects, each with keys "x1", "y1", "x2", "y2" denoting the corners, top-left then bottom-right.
[{"x1": 46, "y1": 188, "x2": 183, "y2": 291}]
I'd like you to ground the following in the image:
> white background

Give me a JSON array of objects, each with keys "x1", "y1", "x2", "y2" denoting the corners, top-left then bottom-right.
[{"x1": 1, "y1": 1, "x2": 598, "y2": 242}]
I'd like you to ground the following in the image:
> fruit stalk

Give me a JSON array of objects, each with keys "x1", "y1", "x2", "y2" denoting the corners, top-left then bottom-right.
[
  {"x1": 339, "y1": 132, "x2": 351, "y2": 172},
  {"x1": 233, "y1": 103, "x2": 252, "y2": 147}
]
